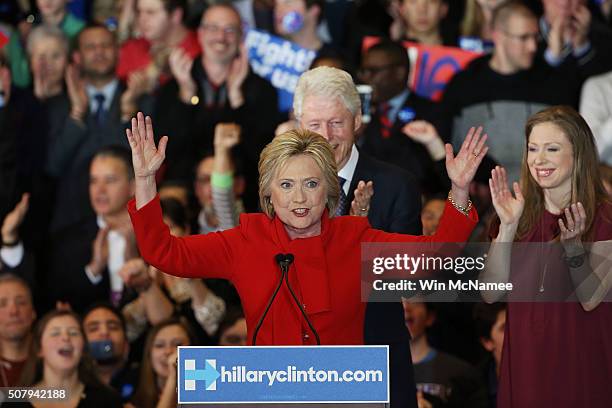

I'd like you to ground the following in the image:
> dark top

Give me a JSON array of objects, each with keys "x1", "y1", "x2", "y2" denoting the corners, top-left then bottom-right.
[
  {"x1": 359, "y1": 91, "x2": 450, "y2": 195},
  {"x1": 414, "y1": 349, "x2": 488, "y2": 408}
]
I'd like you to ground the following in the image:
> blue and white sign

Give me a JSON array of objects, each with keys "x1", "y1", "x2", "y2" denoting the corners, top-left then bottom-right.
[
  {"x1": 245, "y1": 29, "x2": 317, "y2": 113},
  {"x1": 178, "y1": 346, "x2": 389, "y2": 404}
]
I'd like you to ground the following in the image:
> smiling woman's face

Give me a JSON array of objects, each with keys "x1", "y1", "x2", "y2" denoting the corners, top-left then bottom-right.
[{"x1": 270, "y1": 154, "x2": 327, "y2": 240}]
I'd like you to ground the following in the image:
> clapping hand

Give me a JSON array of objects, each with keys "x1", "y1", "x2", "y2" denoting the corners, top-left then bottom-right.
[
  {"x1": 126, "y1": 112, "x2": 168, "y2": 178},
  {"x1": 169, "y1": 48, "x2": 196, "y2": 103},
  {"x1": 349, "y1": 181, "x2": 374, "y2": 217},
  {"x1": 87, "y1": 227, "x2": 109, "y2": 278},
  {"x1": 489, "y1": 166, "x2": 524, "y2": 227},
  {"x1": 227, "y1": 44, "x2": 249, "y2": 108},
  {"x1": 121, "y1": 70, "x2": 153, "y2": 120},
  {"x1": 65, "y1": 64, "x2": 88, "y2": 122},
  {"x1": 568, "y1": 5, "x2": 591, "y2": 49},
  {"x1": 559, "y1": 202, "x2": 587, "y2": 255}
]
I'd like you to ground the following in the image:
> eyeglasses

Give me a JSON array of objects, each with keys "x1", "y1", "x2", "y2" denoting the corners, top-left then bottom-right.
[
  {"x1": 200, "y1": 24, "x2": 241, "y2": 37},
  {"x1": 501, "y1": 30, "x2": 541, "y2": 43},
  {"x1": 358, "y1": 64, "x2": 402, "y2": 77}
]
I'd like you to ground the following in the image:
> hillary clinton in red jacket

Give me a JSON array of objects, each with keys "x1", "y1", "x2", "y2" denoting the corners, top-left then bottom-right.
[{"x1": 126, "y1": 112, "x2": 488, "y2": 346}]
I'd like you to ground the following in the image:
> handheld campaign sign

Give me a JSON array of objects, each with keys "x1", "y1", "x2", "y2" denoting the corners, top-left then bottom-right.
[
  {"x1": 362, "y1": 37, "x2": 481, "y2": 102},
  {"x1": 245, "y1": 29, "x2": 317, "y2": 113},
  {"x1": 177, "y1": 346, "x2": 389, "y2": 404}
]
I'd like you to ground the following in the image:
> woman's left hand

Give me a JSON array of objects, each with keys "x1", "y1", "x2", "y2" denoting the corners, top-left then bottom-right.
[
  {"x1": 446, "y1": 126, "x2": 488, "y2": 191},
  {"x1": 559, "y1": 202, "x2": 587, "y2": 254}
]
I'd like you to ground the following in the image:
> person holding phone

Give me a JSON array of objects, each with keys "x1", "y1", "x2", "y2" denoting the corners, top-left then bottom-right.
[{"x1": 154, "y1": 2, "x2": 281, "y2": 211}]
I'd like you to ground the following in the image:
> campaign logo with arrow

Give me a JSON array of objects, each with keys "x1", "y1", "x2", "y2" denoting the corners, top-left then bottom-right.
[{"x1": 184, "y1": 359, "x2": 221, "y2": 391}]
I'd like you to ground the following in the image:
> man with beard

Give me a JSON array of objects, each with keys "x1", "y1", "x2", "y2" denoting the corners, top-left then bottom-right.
[
  {"x1": 46, "y1": 23, "x2": 151, "y2": 233},
  {"x1": 155, "y1": 3, "x2": 280, "y2": 210},
  {"x1": 82, "y1": 302, "x2": 139, "y2": 402},
  {"x1": 0, "y1": 274, "x2": 36, "y2": 387}
]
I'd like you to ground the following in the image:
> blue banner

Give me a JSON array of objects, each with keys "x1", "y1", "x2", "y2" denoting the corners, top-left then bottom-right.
[
  {"x1": 245, "y1": 29, "x2": 317, "y2": 113},
  {"x1": 177, "y1": 346, "x2": 389, "y2": 404}
]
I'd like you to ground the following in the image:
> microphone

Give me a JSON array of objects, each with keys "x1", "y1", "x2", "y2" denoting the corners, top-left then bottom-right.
[
  {"x1": 280, "y1": 254, "x2": 321, "y2": 345},
  {"x1": 251, "y1": 254, "x2": 291, "y2": 345}
]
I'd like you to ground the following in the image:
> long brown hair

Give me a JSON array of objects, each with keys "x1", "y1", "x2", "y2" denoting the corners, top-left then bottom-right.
[
  {"x1": 516, "y1": 106, "x2": 610, "y2": 240},
  {"x1": 131, "y1": 318, "x2": 196, "y2": 408},
  {"x1": 19, "y1": 309, "x2": 102, "y2": 388}
]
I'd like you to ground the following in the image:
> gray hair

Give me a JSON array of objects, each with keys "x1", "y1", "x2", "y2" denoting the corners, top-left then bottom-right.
[
  {"x1": 26, "y1": 24, "x2": 69, "y2": 57},
  {"x1": 293, "y1": 66, "x2": 361, "y2": 119}
]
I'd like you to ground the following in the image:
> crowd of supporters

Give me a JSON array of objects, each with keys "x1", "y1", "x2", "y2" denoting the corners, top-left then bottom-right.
[{"x1": 1, "y1": 0, "x2": 612, "y2": 407}]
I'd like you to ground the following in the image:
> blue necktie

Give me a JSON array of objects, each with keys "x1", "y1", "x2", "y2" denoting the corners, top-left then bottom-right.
[
  {"x1": 335, "y1": 176, "x2": 348, "y2": 217},
  {"x1": 93, "y1": 93, "x2": 106, "y2": 125}
]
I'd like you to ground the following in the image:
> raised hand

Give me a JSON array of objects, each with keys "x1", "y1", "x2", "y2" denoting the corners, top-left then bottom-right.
[
  {"x1": 119, "y1": 258, "x2": 152, "y2": 293},
  {"x1": 402, "y1": 120, "x2": 439, "y2": 145},
  {"x1": 489, "y1": 166, "x2": 524, "y2": 227},
  {"x1": 402, "y1": 120, "x2": 446, "y2": 161},
  {"x1": 446, "y1": 126, "x2": 488, "y2": 191},
  {"x1": 126, "y1": 112, "x2": 168, "y2": 178},
  {"x1": 559, "y1": 202, "x2": 586, "y2": 253},
  {"x1": 349, "y1": 181, "x2": 374, "y2": 217},
  {"x1": 1, "y1": 193, "x2": 29, "y2": 244},
  {"x1": 214, "y1": 123, "x2": 241, "y2": 151}
]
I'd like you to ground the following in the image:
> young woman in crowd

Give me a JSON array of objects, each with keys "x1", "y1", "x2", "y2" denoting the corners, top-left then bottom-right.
[
  {"x1": 17, "y1": 309, "x2": 121, "y2": 407},
  {"x1": 131, "y1": 318, "x2": 195, "y2": 408}
]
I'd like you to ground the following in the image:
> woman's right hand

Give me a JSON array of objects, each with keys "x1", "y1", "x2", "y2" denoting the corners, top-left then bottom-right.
[
  {"x1": 489, "y1": 166, "x2": 524, "y2": 227},
  {"x1": 126, "y1": 112, "x2": 168, "y2": 178}
]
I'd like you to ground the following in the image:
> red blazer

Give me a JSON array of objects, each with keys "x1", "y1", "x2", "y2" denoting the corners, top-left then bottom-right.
[{"x1": 128, "y1": 196, "x2": 477, "y2": 345}]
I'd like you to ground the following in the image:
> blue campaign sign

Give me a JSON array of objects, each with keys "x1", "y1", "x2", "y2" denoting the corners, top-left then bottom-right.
[
  {"x1": 245, "y1": 29, "x2": 317, "y2": 112},
  {"x1": 177, "y1": 346, "x2": 389, "y2": 404}
]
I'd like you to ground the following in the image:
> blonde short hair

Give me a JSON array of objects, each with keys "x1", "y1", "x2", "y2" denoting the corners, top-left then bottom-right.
[
  {"x1": 258, "y1": 129, "x2": 340, "y2": 218},
  {"x1": 293, "y1": 66, "x2": 361, "y2": 119}
]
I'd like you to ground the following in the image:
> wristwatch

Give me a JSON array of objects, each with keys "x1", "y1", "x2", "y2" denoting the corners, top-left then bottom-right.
[{"x1": 563, "y1": 252, "x2": 586, "y2": 268}]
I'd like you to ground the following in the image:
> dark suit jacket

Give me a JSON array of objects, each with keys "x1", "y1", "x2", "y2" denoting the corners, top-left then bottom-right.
[
  {"x1": 359, "y1": 91, "x2": 450, "y2": 196},
  {"x1": 44, "y1": 216, "x2": 110, "y2": 312},
  {"x1": 43, "y1": 215, "x2": 140, "y2": 313},
  {"x1": 345, "y1": 151, "x2": 421, "y2": 408},
  {"x1": 44, "y1": 83, "x2": 146, "y2": 234}
]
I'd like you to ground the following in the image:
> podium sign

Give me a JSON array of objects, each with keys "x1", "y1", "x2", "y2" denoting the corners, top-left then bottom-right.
[{"x1": 177, "y1": 346, "x2": 389, "y2": 404}]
